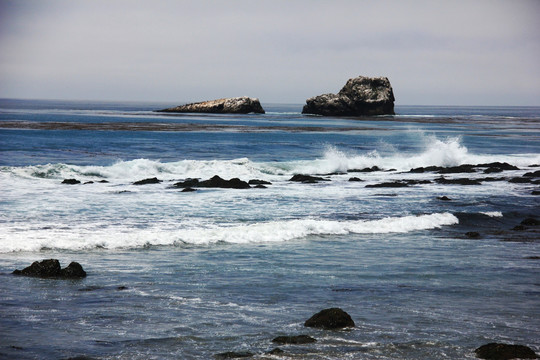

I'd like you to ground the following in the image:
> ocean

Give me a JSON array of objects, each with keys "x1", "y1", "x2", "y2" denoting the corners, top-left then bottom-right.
[{"x1": 0, "y1": 99, "x2": 538, "y2": 359}]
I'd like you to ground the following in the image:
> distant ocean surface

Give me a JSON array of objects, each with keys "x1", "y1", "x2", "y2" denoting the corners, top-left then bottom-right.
[{"x1": 0, "y1": 99, "x2": 539, "y2": 359}]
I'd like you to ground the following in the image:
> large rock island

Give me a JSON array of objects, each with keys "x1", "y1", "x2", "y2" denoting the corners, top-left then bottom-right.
[
  {"x1": 302, "y1": 76, "x2": 395, "y2": 116},
  {"x1": 157, "y1": 97, "x2": 265, "y2": 114}
]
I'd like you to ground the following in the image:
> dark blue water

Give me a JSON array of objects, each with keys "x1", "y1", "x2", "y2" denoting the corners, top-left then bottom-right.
[{"x1": 0, "y1": 99, "x2": 539, "y2": 359}]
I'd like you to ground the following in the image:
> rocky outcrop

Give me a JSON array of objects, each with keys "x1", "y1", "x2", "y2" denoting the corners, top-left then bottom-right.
[
  {"x1": 13, "y1": 259, "x2": 87, "y2": 279},
  {"x1": 475, "y1": 342, "x2": 537, "y2": 359},
  {"x1": 173, "y1": 175, "x2": 250, "y2": 189},
  {"x1": 302, "y1": 76, "x2": 395, "y2": 116},
  {"x1": 158, "y1": 97, "x2": 265, "y2": 114},
  {"x1": 133, "y1": 177, "x2": 162, "y2": 185},
  {"x1": 304, "y1": 308, "x2": 355, "y2": 329}
]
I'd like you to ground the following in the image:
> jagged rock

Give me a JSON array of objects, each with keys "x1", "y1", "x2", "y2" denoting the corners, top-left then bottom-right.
[
  {"x1": 302, "y1": 76, "x2": 395, "y2": 116},
  {"x1": 304, "y1": 308, "x2": 355, "y2": 329},
  {"x1": 524, "y1": 170, "x2": 540, "y2": 178},
  {"x1": 13, "y1": 259, "x2": 86, "y2": 279},
  {"x1": 158, "y1": 97, "x2": 265, "y2": 114},
  {"x1": 62, "y1": 179, "x2": 81, "y2": 185},
  {"x1": 198, "y1": 175, "x2": 250, "y2": 189},
  {"x1": 172, "y1": 178, "x2": 200, "y2": 188},
  {"x1": 475, "y1": 342, "x2": 537, "y2": 359},
  {"x1": 133, "y1": 177, "x2": 162, "y2": 185}
]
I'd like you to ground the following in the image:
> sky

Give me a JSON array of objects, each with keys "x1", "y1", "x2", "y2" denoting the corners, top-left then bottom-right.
[{"x1": 0, "y1": 0, "x2": 539, "y2": 105}]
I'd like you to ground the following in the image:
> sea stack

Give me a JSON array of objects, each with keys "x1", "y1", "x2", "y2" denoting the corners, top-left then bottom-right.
[
  {"x1": 157, "y1": 97, "x2": 265, "y2": 114},
  {"x1": 302, "y1": 76, "x2": 395, "y2": 116}
]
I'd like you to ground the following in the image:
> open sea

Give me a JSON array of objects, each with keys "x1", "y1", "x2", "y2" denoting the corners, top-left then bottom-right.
[{"x1": 0, "y1": 99, "x2": 539, "y2": 359}]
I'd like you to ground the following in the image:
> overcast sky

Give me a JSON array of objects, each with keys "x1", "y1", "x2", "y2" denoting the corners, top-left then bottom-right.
[{"x1": 0, "y1": 0, "x2": 539, "y2": 105}]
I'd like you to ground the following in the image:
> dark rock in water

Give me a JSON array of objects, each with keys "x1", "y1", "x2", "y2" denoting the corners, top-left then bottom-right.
[
  {"x1": 83, "y1": 181, "x2": 94, "y2": 184},
  {"x1": 532, "y1": 190, "x2": 540, "y2": 195},
  {"x1": 272, "y1": 335, "x2": 317, "y2": 344},
  {"x1": 302, "y1": 76, "x2": 395, "y2": 116},
  {"x1": 181, "y1": 187, "x2": 197, "y2": 192},
  {"x1": 521, "y1": 218, "x2": 539, "y2": 226},
  {"x1": 512, "y1": 225, "x2": 526, "y2": 231},
  {"x1": 437, "y1": 196, "x2": 452, "y2": 201},
  {"x1": 98, "y1": 180, "x2": 109, "y2": 183},
  {"x1": 267, "y1": 348, "x2": 285, "y2": 355},
  {"x1": 525, "y1": 256, "x2": 540, "y2": 260},
  {"x1": 437, "y1": 164, "x2": 476, "y2": 174},
  {"x1": 158, "y1": 97, "x2": 265, "y2": 114},
  {"x1": 366, "y1": 181, "x2": 409, "y2": 188},
  {"x1": 349, "y1": 166, "x2": 382, "y2": 173},
  {"x1": 409, "y1": 166, "x2": 443, "y2": 173},
  {"x1": 117, "y1": 286, "x2": 128, "y2": 290},
  {"x1": 289, "y1": 174, "x2": 329, "y2": 183},
  {"x1": 198, "y1": 175, "x2": 250, "y2": 189},
  {"x1": 476, "y1": 162, "x2": 519, "y2": 171},
  {"x1": 62, "y1": 178, "x2": 81, "y2": 185},
  {"x1": 484, "y1": 167, "x2": 504, "y2": 174},
  {"x1": 248, "y1": 179, "x2": 271, "y2": 185},
  {"x1": 133, "y1": 177, "x2": 162, "y2": 185},
  {"x1": 60, "y1": 262, "x2": 87, "y2": 278},
  {"x1": 474, "y1": 342, "x2": 537, "y2": 359},
  {"x1": 348, "y1": 177, "x2": 363, "y2": 182},
  {"x1": 214, "y1": 351, "x2": 254, "y2": 359},
  {"x1": 508, "y1": 177, "x2": 532, "y2": 184},
  {"x1": 13, "y1": 259, "x2": 86, "y2": 279},
  {"x1": 466, "y1": 232, "x2": 481, "y2": 238},
  {"x1": 253, "y1": 184, "x2": 267, "y2": 189},
  {"x1": 173, "y1": 178, "x2": 200, "y2": 188},
  {"x1": 304, "y1": 308, "x2": 355, "y2": 329},
  {"x1": 524, "y1": 170, "x2": 540, "y2": 178},
  {"x1": 435, "y1": 177, "x2": 482, "y2": 185}
]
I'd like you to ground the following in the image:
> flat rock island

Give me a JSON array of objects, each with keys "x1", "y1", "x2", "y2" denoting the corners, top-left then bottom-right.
[
  {"x1": 302, "y1": 76, "x2": 395, "y2": 116},
  {"x1": 157, "y1": 97, "x2": 265, "y2": 114}
]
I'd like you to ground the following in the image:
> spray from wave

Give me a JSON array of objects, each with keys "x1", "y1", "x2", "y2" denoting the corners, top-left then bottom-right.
[{"x1": 1, "y1": 135, "x2": 538, "y2": 182}]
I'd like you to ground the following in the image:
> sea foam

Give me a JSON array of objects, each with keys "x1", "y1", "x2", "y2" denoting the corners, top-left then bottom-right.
[{"x1": 0, "y1": 213, "x2": 458, "y2": 252}]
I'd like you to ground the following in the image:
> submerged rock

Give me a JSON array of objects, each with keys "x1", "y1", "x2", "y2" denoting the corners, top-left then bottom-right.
[
  {"x1": 304, "y1": 308, "x2": 355, "y2": 329},
  {"x1": 302, "y1": 76, "x2": 395, "y2": 116},
  {"x1": 272, "y1": 335, "x2": 317, "y2": 344},
  {"x1": 13, "y1": 259, "x2": 86, "y2": 279},
  {"x1": 475, "y1": 342, "x2": 537, "y2": 359},
  {"x1": 158, "y1": 97, "x2": 265, "y2": 114},
  {"x1": 214, "y1": 351, "x2": 254, "y2": 359},
  {"x1": 289, "y1": 174, "x2": 329, "y2": 183},
  {"x1": 435, "y1": 177, "x2": 482, "y2": 185}
]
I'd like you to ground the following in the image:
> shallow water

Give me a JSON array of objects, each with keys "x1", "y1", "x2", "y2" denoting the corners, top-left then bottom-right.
[{"x1": 0, "y1": 100, "x2": 539, "y2": 359}]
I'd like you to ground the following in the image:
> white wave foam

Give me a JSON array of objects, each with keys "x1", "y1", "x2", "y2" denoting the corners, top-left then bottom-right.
[
  {"x1": 0, "y1": 213, "x2": 458, "y2": 252},
  {"x1": 2, "y1": 135, "x2": 538, "y2": 183},
  {"x1": 480, "y1": 211, "x2": 503, "y2": 217}
]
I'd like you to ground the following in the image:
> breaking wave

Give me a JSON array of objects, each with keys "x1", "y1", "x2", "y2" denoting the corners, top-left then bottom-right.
[
  {"x1": 0, "y1": 213, "x2": 458, "y2": 252},
  {"x1": 1, "y1": 136, "x2": 538, "y2": 182}
]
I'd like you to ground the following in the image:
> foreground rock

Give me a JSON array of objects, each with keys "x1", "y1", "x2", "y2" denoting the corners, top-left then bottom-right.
[
  {"x1": 302, "y1": 76, "x2": 395, "y2": 116},
  {"x1": 304, "y1": 308, "x2": 355, "y2": 329},
  {"x1": 158, "y1": 97, "x2": 265, "y2": 114},
  {"x1": 475, "y1": 342, "x2": 537, "y2": 359},
  {"x1": 13, "y1": 259, "x2": 86, "y2": 279},
  {"x1": 133, "y1": 177, "x2": 162, "y2": 185}
]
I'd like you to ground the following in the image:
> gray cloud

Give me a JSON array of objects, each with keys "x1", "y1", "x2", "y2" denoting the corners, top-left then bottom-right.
[{"x1": 0, "y1": 0, "x2": 539, "y2": 105}]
